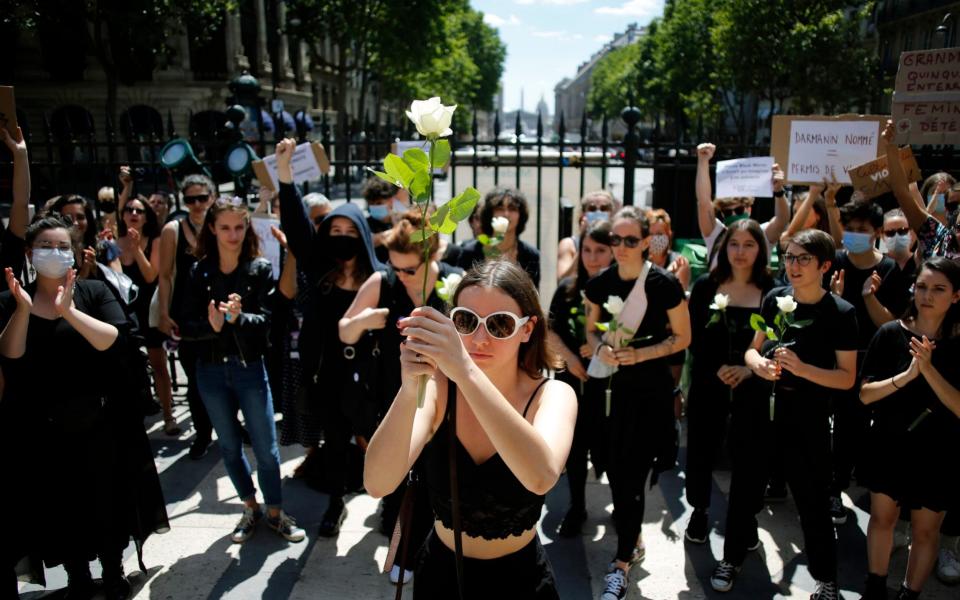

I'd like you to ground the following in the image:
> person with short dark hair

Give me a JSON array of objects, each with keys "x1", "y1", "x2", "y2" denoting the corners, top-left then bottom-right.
[
  {"x1": 449, "y1": 187, "x2": 541, "y2": 287},
  {"x1": 362, "y1": 176, "x2": 408, "y2": 263},
  {"x1": 365, "y1": 259, "x2": 577, "y2": 598},
  {"x1": 711, "y1": 228, "x2": 858, "y2": 598},
  {"x1": 859, "y1": 257, "x2": 960, "y2": 600}
]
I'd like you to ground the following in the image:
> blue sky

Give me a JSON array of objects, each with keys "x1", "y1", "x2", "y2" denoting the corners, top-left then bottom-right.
[{"x1": 470, "y1": 0, "x2": 666, "y2": 114}]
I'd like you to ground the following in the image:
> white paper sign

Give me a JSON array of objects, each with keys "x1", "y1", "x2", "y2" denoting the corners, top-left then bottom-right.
[
  {"x1": 251, "y1": 215, "x2": 281, "y2": 279},
  {"x1": 715, "y1": 157, "x2": 774, "y2": 198},
  {"x1": 255, "y1": 142, "x2": 324, "y2": 190},
  {"x1": 787, "y1": 120, "x2": 879, "y2": 184}
]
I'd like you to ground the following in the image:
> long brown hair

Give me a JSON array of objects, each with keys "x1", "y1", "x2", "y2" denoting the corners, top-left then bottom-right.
[
  {"x1": 194, "y1": 198, "x2": 261, "y2": 262},
  {"x1": 452, "y1": 260, "x2": 560, "y2": 378}
]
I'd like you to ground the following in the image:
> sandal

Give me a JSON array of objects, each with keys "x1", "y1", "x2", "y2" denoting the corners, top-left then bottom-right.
[{"x1": 164, "y1": 417, "x2": 182, "y2": 436}]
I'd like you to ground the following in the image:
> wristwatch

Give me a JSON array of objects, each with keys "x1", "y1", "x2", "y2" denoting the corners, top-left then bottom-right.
[{"x1": 773, "y1": 190, "x2": 785, "y2": 198}]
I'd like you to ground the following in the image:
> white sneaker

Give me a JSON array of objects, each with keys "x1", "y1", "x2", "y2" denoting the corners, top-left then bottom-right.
[
  {"x1": 937, "y1": 547, "x2": 960, "y2": 585},
  {"x1": 389, "y1": 565, "x2": 413, "y2": 585}
]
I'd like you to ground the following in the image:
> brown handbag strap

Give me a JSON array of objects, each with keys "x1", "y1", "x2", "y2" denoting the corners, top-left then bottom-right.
[{"x1": 447, "y1": 379, "x2": 466, "y2": 600}]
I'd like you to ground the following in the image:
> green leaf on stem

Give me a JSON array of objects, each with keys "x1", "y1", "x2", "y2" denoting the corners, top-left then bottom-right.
[
  {"x1": 369, "y1": 169, "x2": 401, "y2": 187},
  {"x1": 707, "y1": 312, "x2": 721, "y2": 327},
  {"x1": 774, "y1": 312, "x2": 783, "y2": 330},
  {"x1": 409, "y1": 169, "x2": 431, "y2": 203},
  {"x1": 765, "y1": 328, "x2": 779, "y2": 341},
  {"x1": 595, "y1": 322, "x2": 610, "y2": 332},
  {"x1": 384, "y1": 154, "x2": 414, "y2": 188},
  {"x1": 403, "y1": 147, "x2": 430, "y2": 172},
  {"x1": 477, "y1": 234, "x2": 491, "y2": 245},
  {"x1": 432, "y1": 139, "x2": 451, "y2": 169},
  {"x1": 410, "y1": 229, "x2": 437, "y2": 243},
  {"x1": 429, "y1": 203, "x2": 450, "y2": 229},
  {"x1": 448, "y1": 187, "x2": 480, "y2": 221},
  {"x1": 790, "y1": 319, "x2": 814, "y2": 328},
  {"x1": 749, "y1": 314, "x2": 767, "y2": 332}
]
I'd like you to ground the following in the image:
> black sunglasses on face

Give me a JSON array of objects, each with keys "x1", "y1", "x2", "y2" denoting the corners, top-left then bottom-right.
[
  {"x1": 584, "y1": 204, "x2": 612, "y2": 212},
  {"x1": 720, "y1": 206, "x2": 747, "y2": 218},
  {"x1": 609, "y1": 234, "x2": 642, "y2": 248},
  {"x1": 124, "y1": 207, "x2": 145, "y2": 215},
  {"x1": 883, "y1": 228, "x2": 910, "y2": 237},
  {"x1": 391, "y1": 262, "x2": 421, "y2": 276},
  {"x1": 183, "y1": 194, "x2": 210, "y2": 205}
]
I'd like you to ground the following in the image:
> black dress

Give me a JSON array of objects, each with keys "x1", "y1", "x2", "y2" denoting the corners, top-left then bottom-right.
[
  {"x1": 0, "y1": 280, "x2": 168, "y2": 583},
  {"x1": 121, "y1": 235, "x2": 165, "y2": 348},
  {"x1": 859, "y1": 321, "x2": 960, "y2": 512},
  {"x1": 447, "y1": 239, "x2": 541, "y2": 288}
]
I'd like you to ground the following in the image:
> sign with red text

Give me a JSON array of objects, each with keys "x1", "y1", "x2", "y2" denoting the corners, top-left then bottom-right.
[
  {"x1": 771, "y1": 115, "x2": 887, "y2": 185},
  {"x1": 892, "y1": 47, "x2": 960, "y2": 145},
  {"x1": 848, "y1": 146, "x2": 922, "y2": 200}
]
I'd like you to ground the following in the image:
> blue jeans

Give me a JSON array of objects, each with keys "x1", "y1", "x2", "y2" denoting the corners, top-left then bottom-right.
[{"x1": 196, "y1": 357, "x2": 282, "y2": 508}]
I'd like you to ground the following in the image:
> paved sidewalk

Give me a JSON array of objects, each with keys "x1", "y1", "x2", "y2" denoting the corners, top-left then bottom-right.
[{"x1": 18, "y1": 406, "x2": 957, "y2": 599}]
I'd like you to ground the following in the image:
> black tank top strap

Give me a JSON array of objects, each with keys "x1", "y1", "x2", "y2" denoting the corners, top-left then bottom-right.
[{"x1": 522, "y1": 378, "x2": 549, "y2": 418}]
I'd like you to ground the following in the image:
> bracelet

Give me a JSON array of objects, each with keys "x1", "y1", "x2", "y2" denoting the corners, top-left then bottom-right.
[
  {"x1": 773, "y1": 190, "x2": 785, "y2": 198},
  {"x1": 891, "y1": 375, "x2": 900, "y2": 390}
]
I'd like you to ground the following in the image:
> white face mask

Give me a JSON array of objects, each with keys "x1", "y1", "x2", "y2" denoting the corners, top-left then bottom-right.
[
  {"x1": 648, "y1": 233, "x2": 671, "y2": 255},
  {"x1": 32, "y1": 248, "x2": 75, "y2": 278}
]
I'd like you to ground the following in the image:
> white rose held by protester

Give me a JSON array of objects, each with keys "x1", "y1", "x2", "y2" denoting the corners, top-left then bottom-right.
[
  {"x1": 603, "y1": 295, "x2": 625, "y2": 316},
  {"x1": 491, "y1": 216, "x2": 509, "y2": 237},
  {"x1": 710, "y1": 293, "x2": 730, "y2": 311},
  {"x1": 405, "y1": 97, "x2": 456, "y2": 139},
  {"x1": 776, "y1": 295, "x2": 798, "y2": 314},
  {"x1": 435, "y1": 273, "x2": 463, "y2": 303}
]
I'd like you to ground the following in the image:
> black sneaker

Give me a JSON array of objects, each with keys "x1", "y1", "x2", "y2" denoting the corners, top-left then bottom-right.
[
  {"x1": 600, "y1": 567, "x2": 628, "y2": 600},
  {"x1": 764, "y1": 481, "x2": 788, "y2": 502},
  {"x1": 811, "y1": 580, "x2": 839, "y2": 600},
  {"x1": 685, "y1": 509, "x2": 709, "y2": 544},
  {"x1": 862, "y1": 573, "x2": 888, "y2": 600},
  {"x1": 558, "y1": 507, "x2": 588, "y2": 537},
  {"x1": 231, "y1": 506, "x2": 262, "y2": 543},
  {"x1": 318, "y1": 499, "x2": 347, "y2": 537},
  {"x1": 267, "y1": 510, "x2": 306, "y2": 543},
  {"x1": 710, "y1": 561, "x2": 740, "y2": 592},
  {"x1": 103, "y1": 575, "x2": 131, "y2": 600},
  {"x1": 829, "y1": 496, "x2": 848, "y2": 525},
  {"x1": 894, "y1": 585, "x2": 919, "y2": 600},
  {"x1": 189, "y1": 436, "x2": 211, "y2": 460}
]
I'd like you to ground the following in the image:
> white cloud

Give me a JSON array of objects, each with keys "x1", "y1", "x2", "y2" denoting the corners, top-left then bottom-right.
[
  {"x1": 595, "y1": 0, "x2": 660, "y2": 17},
  {"x1": 509, "y1": 14, "x2": 522, "y2": 25},
  {"x1": 483, "y1": 12, "x2": 521, "y2": 27}
]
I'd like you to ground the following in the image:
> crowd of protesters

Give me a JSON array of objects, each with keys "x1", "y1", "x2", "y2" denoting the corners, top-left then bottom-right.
[{"x1": 3, "y1": 120, "x2": 958, "y2": 600}]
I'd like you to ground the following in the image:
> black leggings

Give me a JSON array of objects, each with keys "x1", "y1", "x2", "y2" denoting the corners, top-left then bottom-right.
[
  {"x1": 562, "y1": 375, "x2": 607, "y2": 512},
  {"x1": 413, "y1": 531, "x2": 558, "y2": 600},
  {"x1": 684, "y1": 378, "x2": 731, "y2": 512},
  {"x1": 723, "y1": 388, "x2": 837, "y2": 582}
]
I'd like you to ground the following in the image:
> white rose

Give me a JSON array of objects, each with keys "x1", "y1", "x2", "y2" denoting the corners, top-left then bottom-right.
[
  {"x1": 776, "y1": 295, "x2": 798, "y2": 314},
  {"x1": 603, "y1": 295, "x2": 625, "y2": 316},
  {"x1": 438, "y1": 273, "x2": 462, "y2": 299},
  {"x1": 405, "y1": 97, "x2": 457, "y2": 139},
  {"x1": 710, "y1": 293, "x2": 730, "y2": 311},
  {"x1": 491, "y1": 216, "x2": 510, "y2": 236}
]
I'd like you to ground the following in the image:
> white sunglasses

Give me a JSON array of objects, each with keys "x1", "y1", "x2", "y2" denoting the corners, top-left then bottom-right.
[{"x1": 450, "y1": 307, "x2": 530, "y2": 339}]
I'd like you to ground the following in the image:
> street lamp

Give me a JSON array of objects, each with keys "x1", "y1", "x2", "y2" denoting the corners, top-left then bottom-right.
[{"x1": 935, "y1": 13, "x2": 953, "y2": 48}]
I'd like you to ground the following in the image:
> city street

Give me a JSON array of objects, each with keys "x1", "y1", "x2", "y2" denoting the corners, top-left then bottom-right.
[{"x1": 17, "y1": 402, "x2": 956, "y2": 600}]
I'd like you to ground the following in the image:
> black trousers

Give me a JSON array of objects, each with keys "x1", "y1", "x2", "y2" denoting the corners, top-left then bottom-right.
[
  {"x1": 561, "y1": 374, "x2": 607, "y2": 512},
  {"x1": 830, "y1": 353, "x2": 866, "y2": 495},
  {"x1": 723, "y1": 387, "x2": 837, "y2": 582},
  {"x1": 178, "y1": 342, "x2": 212, "y2": 441},
  {"x1": 320, "y1": 385, "x2": 353, "y2": 500},
  {"x1": 684, "y1": 378, "x2": 732, "y2": 512}
]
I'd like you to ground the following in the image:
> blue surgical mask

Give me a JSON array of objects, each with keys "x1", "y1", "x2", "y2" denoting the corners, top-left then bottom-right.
[
  {"x1": 843, "y1": 231, "x2": 875, "y2": 254},
  {"x1": 369, "y1": 204, "x2": 390, "y2": 221},
  {"x1": 585, "y1": 211, "x2": 609, "y2": 226},
  {"x1": 932, "y1": 193, "x2": 946, "y2": 212},
  {"x1": 888, "y1": 233, "x2": 912, "y2": 256}
]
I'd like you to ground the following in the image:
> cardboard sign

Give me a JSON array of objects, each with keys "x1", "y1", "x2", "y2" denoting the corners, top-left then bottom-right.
[
  {"x1": 392, "y1": 140, "x2": 448, "y2": 174},
  {"x1": 715, "y1": 156, "x2": 774, "y2": 198},
  {"x1": 771, "y1": 115, "x2": 888, "y2": 185},
  {"x1": 252, "y1": 142, "x2": 330, "y2": 191},
  {"x1": 892, "y1": 47, "x2": 960, "y2": 145},
  {"x1": 0, "y1": 86, "x2": 17, "y2": 138},
  {"x1": 250, "y1": 215, "x2": 282, "y2": 279},
  {"x1": 849, "y1": 146, "x2": 922, "y2": 200}
]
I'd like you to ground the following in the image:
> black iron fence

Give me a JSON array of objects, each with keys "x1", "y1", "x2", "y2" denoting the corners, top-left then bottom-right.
[{"x1": 1, "y1": 103, "x2": 957, "y2": 245}]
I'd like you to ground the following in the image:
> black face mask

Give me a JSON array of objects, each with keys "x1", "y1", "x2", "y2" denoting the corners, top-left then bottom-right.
[
  {"x1": 99, "y1": 201, "x2": 117, "y2": 214},
  {"x1": 328, "y1": 234, "x2": 361, "y2": 261}
]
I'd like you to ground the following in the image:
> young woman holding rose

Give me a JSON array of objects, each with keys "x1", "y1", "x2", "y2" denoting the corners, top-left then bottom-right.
[
  {"x1": 711, "y1": 229, "x2": 858, "y2": 599},
  {"x1": 858, "y1": 257, "x2": 960, "y2": 600},
  {"x1": 364, "y1": 260, "x2": 576, "y2": 599},
  {"x1": 339, "y1": 209, "x2": 463, "y2": 584},
  {"x1": 585, "y1": 205, "x2": 690, "y2": 600},
  {"x1": 547, "y1": 220, "x2": 615, "y2": 537},
  {"x1": 275, "y1": 138, "x2": 386, "y2": 537},
  {"x1": 684, "y1": 219, "x2": 773, "y2": 545}
]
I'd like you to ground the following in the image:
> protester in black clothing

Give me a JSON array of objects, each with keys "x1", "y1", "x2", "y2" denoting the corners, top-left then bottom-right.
[
  {"x1": 684, "y1": 219, "x2": 773, "y2": 545},
  {"x1": 157, "y1": 174, "x2": 215, "y2": 459},
  {"x1": 711, "y1": 229, "x2": 857, "y2": 599},
  {"x1": 275, "y1": 138, "x2": 386, "y2": 537},
  {"x1": 556, "y1": 190, "x2": 618, "y2": 280},
  {"x1": 585, "y1": 206, "x2": 690, "y2": 599},
  {"x1": 859, "y1": 257, "x2": 960, "y2": 600},
  {"x1": 825, "y1": 198, "x2": 910, "y2": 524},
  {"x1": 1, "y1": 217, "x2": 168, "y2": 600},
  {"x1": 364, "y1": 260, "x2": 576, "y2": 599},
  {"x1": 448, "y1": 187, "x2": 541, "y2": 288},
  {"x1": 548, "y1": 220, "x2": 614, "y2": 537}
]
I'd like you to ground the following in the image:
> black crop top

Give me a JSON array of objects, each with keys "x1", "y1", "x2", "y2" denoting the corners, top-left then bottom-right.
[{"x1": 424, "y1": 379, "x2": 549, "y2": 540}]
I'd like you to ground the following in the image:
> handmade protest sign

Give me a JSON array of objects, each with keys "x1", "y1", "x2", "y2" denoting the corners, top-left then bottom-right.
[
  {"x1": 771, "y1": 115, "x2": 887, "y2": 185},
  {"x1": 849, "y1": 147, "x2": 922, "y2": 200},
  {"x1": 250, "y1": 215, "x2": 282, "y2": 278},
  {"x1": 892, "y1": 47, "x2": 960, "y2": 145},
  {"x1": 252, "y1": 141, "x2": 330, "y2": 191},
  {"x1": 715, "y1": 157, "x2": 774, "y2": 198},
  {"x1": 0, "y1": 86, "x2": 18, "y2": 138}
]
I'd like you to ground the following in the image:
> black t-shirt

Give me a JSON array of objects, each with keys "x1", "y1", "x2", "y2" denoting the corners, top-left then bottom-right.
[
  {"x1": 549, "y1": 276, "x2": 588, "y2": 364},
  {"x1": 823, "y1": 250, "x2": 903, "y2": 350},
  {"x1": 758, "y1": 286, "x2": 859, "y2": 391},
  {"x1": 861, "y1": 320, "x2": 960, "y2": 437},
  {"x1": 584, "y1": 264, "x2": 685, "y2": 368}
]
